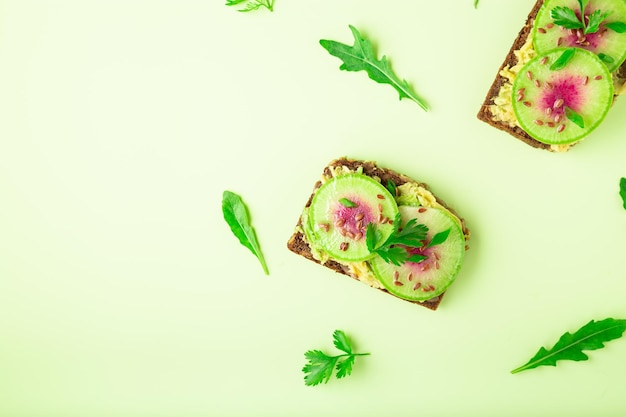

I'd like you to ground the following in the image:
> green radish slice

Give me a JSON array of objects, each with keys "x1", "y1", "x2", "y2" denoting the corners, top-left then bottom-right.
[
  {"x1": 306, "y1": 173, "x2": 399, "y2": 262},
  {"x1": 533, "y1": 0, "x2": 626, "y2": 72},
  {"x1": 512, "y1": 48, "x2": 613, "y2": 145},
  {"x1": 369, "y1": 205, "x2": 465, "y2": 302}
]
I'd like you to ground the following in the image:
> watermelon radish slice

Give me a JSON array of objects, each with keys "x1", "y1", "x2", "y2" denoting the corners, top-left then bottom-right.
[
  {"x1": 512, "y1": 47, "x2": 613, "y2": 145},
  {"x1": 533, "y1": 0, "x2": 626, "y2": 72},
  {"x1": 306, "y1": 173, "x2": 399, "y2": 262},
  {"x1": 368, "y1": 205, "x2": 465, "y2": 302}
]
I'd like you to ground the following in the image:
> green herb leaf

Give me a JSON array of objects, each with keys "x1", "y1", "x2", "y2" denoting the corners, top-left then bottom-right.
[
  {"x1": 511, "y1": 318, "x2": 626, "y2": 374},
  {"x1": 226, "y1": 0, "x2": 274, "y2": 12},
  {"x1": 564, "y1": 106, "x2": 585, "y2": 128},
  {"x1": 578, "y1": 0, "x2": 589, "y2": 15},
  {"x1": 598, "y1": 53, "x2": 616, "y2": 64},
  {"x1": 474, "y1": 0, "x2": 479, "y2": 9},
  {"x1": 339, "y1": 198, "x2": 357, "y2": 208},
  {"x1": 335, "y1": 355, "x2": 355, "y2": 379},
  {"x1": 386, "y1": 179, "x2": 397, "y2": 197},
  {"x1": 302, "y1": 350, "x2": 337, "y2": 386},
  {"x1": 332, "y1": 329, "x2": 352, "y2": 354},
  {"x1": 605, "y1": 21, "x2": 626, "y2": 32},
  {"x1": 620, "y1": 177, "x2": 626, "y2": 209},
  {"x1": 366, "y1": 215, "x2": 430, "y2": 266},
  {"x1": 303, "y1": 330, "x2": 370, "y2": 386},
  {"x1": 320, "y1": 25, "x2": 429, "y2": 111},
  {"x1": 407, "y1": 254, "x2": 428, "y2": 263},
  {"x1": 551, "y1": 6, "x2": 584, "y2": 30},
  {"x1": 222, "y1": 191, "x2": 269, "y2": 275},
  {"x1": 585, "y1": 10, "x2": 609, "y2": 34},
  {"x1": 550, "y1": 48, "x2": 576, "y2": 71},
  {"x1": 427, "y1": 228, "x2": 451, "y2": 248}
]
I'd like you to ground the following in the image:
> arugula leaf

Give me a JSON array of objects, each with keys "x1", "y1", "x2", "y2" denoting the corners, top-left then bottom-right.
[
  {"x1": 320, "y1": 25, "x2": 429, "y2": 111},
  {"x1": 226, "y1": 0, "x2": 274, "y2": 12},
  {"x1": 585, "y1": 9, "x2": 609, "y2": 33},
  {"x1": 303, "y1": 330, "x2": 370, "y2": 386},
  {"x1": 619, "y1": 178, "x2": 626, "y2": 210},
  {"x1": 564, "y1": 106, "x2": 585, "y2": 129},
  {"x1": 606, "y1": 21, "x2": 626, "y2": 33},
  {"x1": 551, "y1": 6, "x2": 584, "y2": 29},
  {"x1": 550, "y1": 48, "x2": 576, "y2": 71},
  {"x1": 511, "y1": 318, "x2": 626, "y2": 374},
  {"x1": 222, "y1": 191, "x2": 269, "y2": 275}
]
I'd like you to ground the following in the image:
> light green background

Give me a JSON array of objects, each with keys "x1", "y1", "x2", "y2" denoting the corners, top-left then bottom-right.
[{"x1": 1, "y1": 0, "x2": 626, "y2": 416}]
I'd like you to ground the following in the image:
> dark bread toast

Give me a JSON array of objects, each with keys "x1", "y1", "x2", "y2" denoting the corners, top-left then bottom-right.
[
  {"x1": 287, "y1": 157, "x2": 470, "y2": 311},
  {"x1": 477, "y1": 0, "x2": 626, "y2": 151}
]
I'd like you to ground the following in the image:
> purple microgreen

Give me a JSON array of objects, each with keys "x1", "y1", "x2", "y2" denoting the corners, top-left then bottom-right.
[
  {"x1": 550, "y1": 48, "x2": 576, "y2": 71},
  {"x1": 605, "y1": 21, "x2": 626, "y2": 32},
  {"x1": 551, "y1": 6, "x2": 584, "y2": 30},
  {"x1": 564, "y1": 106, "x2": 585, "y2": 129},
  {"x1": 427, "y1": 228, "x2": 451, "y2": 248},
  {"x1": 585, "y1": 10, "x2": 609, "y2": 34},
  {"x1": 339, "y1": 198, "x2": 358, "y2": 208},
  {"x1": 620, "y1": 178, "x2": 626, "y2": 210}
]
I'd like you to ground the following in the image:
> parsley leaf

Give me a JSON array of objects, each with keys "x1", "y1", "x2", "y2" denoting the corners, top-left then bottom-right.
[
  {"x1": 303, "y1": 330, "x2": 370, "y2": 386},
  {"x1": 586, "y1": 10, "x2": 609, "y2": 34},
  {"x1": 366, "y1": 211, "x2": 450, "y2": 266},
  {"x1": 222, "y1": 191, "x2": 269, "y2": 275},
  {"x1": 474, "y1": 0, "x2": 479, "y2": 9},
  {"x1": 226, "y1": 0, "x2": 274, "y2": 12},
  {"x1": 320, "y1": 25, "x2": 429, "y2": 111},
  {"x1": 551, "y1": 6, "x2": 584, "y2": 29},
  {"x1": 511, "y1": 318, "x2": 626, "y2": 374},
  {"x1": 620, "y1": 177, "x2": 626, "y2": 210}
]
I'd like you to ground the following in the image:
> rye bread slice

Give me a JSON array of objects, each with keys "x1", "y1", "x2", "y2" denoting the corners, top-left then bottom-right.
[
  {"x1": 286, "y1": 157, "x2": 470, "y2": 311},
  {"x1": 477, "y1": 0, "x2": 626, "y2": 151}
]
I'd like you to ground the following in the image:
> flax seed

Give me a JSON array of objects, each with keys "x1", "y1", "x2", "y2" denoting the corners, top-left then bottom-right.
[
  {"x1": 538, "y1": 27, "x2": 546, "y2": 34},
  {"x1": 582, "y1": 76, "x2": 589, "y2": 85},
  {"x1": 526, "y1": 71, "x2": 533, "y2": 80},
  {"x1": 377, "y1": 203, "x2": 383, "y2": 212},
  {"x1": 335, "y1": 219, "x2": 345, "y2": 227},
  {"x1": 346, "y1": 231, "x2": 355, "y2": 239},
  {"x1": 356, "y1": 220, "x2": 363, "y2": 230},
  {"x1": 523, "y1": 101, "x2": 532, "y2": 107},
  {"x1": 394, "y1": 281, "x2": 404, "y2": 287},
  {"x1": 355, "y1": 213, "x2": 364, "y2": 221},
  {"x1": 418, "y1": 207, "x2": 427, "y2": 213},
  {"x1": 516, "y1": 94, "x2": 524, "y2": 102},
  {"x1": 377, "y1": 194, "x2": 384, "y2": 200},
  {"x1": 557, "y1": 37, "x2": 563, "y2": 46},
  {"x1": 554, "y1": 114, "x2": 562, "y2": 123},
  {"x1": 408, "y1": 273, "x2": 413, "y2": 281},
  {"x1": 535, "y1": 80, "x2": 541, "y2": 88},
  {"x1": 533, "y1": 119, "x2": 544, "y2": 126},
  {"x1": 547, "y1": 23, "x2": 554, "y2": 29},
  {"x1": 319, "y1": 223, "x2": 330, "y2": 232},
  {"x1": 540, "y1": 56, "x2": 549, "y2": 65},
  {"x1": 413, "y1": 282, "x2": 422, "y2": 290},
  {"x1": 554, "y1": 98, "x2": 564, "y2": 109},
  {"x1": 594, "y1": 75, "x2": 603, "y2": 80},
  {"x1": 557, "y1": 124, "x2": 566, "y2": 133},
  {"x1": 545, "y1": 107, "x2": 553, "y2": 116},
  {"x1": 547, "y1": 122, "x2": 555, "y2": 128},
  {"x1": 354, "y1": 232, "x2": 363, "y2": 241}
]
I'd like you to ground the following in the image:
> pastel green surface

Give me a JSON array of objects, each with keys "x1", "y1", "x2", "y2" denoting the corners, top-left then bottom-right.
[{"x1": 1, "y1": 1, "x2": 626, "y2": 416}]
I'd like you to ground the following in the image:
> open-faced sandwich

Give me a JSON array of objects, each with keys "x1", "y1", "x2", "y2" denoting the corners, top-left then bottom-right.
[
  {"x1": 478, "y1": 0, "x2": 626, "y2": 152},
  {"x1": 287, "y1": 158, "x2": 470, "y2": 310}
]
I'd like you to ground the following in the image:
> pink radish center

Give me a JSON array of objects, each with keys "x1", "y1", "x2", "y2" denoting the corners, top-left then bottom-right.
[{"x1": 538, "y1": 74, "x2": 587, "y2": 116}]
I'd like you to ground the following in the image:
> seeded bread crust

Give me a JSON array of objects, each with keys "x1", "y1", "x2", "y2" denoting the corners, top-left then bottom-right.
[
  {"x1": 286, "y1": 157, "x2": 470, "y2": 311},
  {"x1": 477, "y1": 0, "x2": 626, "y2": 151},
  {"x1": 477, "y1": 0, "x2": 550, "y2": 150}
]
